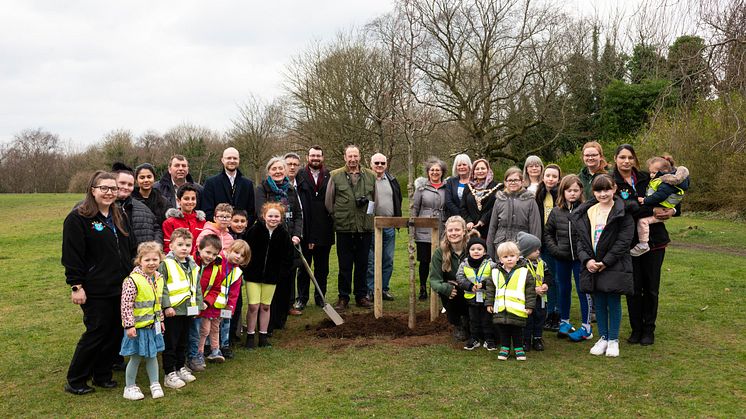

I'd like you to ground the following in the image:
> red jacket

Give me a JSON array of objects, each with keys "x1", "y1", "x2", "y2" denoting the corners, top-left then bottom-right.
[
  {"x1": 197, "y1": 257, "x2": 225, "y2": 319},
  {"x1": 162, "y1": 208, "x2": 206, "y2": 256}
]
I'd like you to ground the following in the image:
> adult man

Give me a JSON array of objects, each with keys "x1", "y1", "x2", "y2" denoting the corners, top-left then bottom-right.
[
  {"x1": 325, "y1": 145, "x2": 376, "y2": 309},
  {"x1": 279, "y1": 152, "x2": 303, "y2": 317},
  {"x1": 365, "y1": 153, "x2": 402, "y2": 301},
  {"x1": 201, "y1": 147, "x2": 256, "y2": 224},
  {"x1": 112, "y1": 163, "x2": 162, "y2": 244},
  {"x1": 294, "y1": 146, "x2": 334, "y2": 311},
  {"x1": 154, "y1": 154, "x2": 203, "y2": 210}
]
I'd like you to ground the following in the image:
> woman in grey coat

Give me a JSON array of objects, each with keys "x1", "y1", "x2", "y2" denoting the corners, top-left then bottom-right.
[
  {"x1": 413, "y1": 158, "x2": 448, "y2": 300},
  {"x1": 486, "y1": 167, "x2": 542, "y2": 258}
]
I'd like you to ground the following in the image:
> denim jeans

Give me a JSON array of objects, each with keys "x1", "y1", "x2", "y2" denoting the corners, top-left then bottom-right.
[
  {"x1": 541, "y1": 247, "x2": 559, "y2": 314},
  {"x1": 556, "y1": 259, "x2": 592, "y2": 325},
  {"x1": 219, "y1": 317, "x2": 230, "y2": 348},
  {"x1": 366, "y1": 227, "x2": 395, "y2": 293},
  {"x1": 594, "y1": 292, "x2": 621, "y2": 340},
  {"x1": 187, "y1": 317, "x2": 202, "y2": 361}
]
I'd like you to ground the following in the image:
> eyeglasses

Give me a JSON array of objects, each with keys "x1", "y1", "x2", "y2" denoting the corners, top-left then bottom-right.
[
  {"x1": 215, "y1": 215, "x2": 232, "y2": 220},
  {"x1": 373, "y1": 162, "x2": 386, "y2": 166},
  {"x1": 286, "y1": 162, "x2": 299, "y2": 167},
  {"x1": 92, "y1": 186, "x2": 119, "y2": 193},
  {"x1": 505, "y1": 179, "x2": 521, "y2": 183}
]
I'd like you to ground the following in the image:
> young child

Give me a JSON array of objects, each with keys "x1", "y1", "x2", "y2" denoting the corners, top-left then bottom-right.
[
  {"x1": 573, "y1": 174, "x2": 634, "y2": 357},
  {"x1": 485, "y1": 241, "x2": 537, "y2": 360},
  {"x1": 159, "y1": 228, "x2": 203, "y2": 389},
  {"x1": 517, "y1": 232, "x2": 553, "y2": 352},
  {"x1": 218, "y1": 240, "x2": 251, "y2": 359},
  {"x1": 630, "y1": 156, "x2": 689, "y2": 256},
  {"x1": 162, "y1": 184, "x2": 206, "y2": 256},
  {"x1": 228, "y1": 209, "x2": 250, "y2": 343},
  {"x1": 456, "y1": 237, "x2": 497, "y2": 351},
  {"x1": 196, "y1": 203, "x2": 235, "y2": 257},
  {"x1": 120, "y1": 242, "x2": 166, "y2": 400},
  {"x1": 229, "y1": 209, "x2": 249, "y2": 240},
  {"x1": 190, "y1": 234, "x2": 225, "y2": 371},
  {"x1": 244, "y1": 202, "x2": 293, "y2": 349}
]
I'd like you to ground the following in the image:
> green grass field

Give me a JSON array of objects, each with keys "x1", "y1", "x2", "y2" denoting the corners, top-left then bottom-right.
[{"x1": 1, "y1": 194, "x2": 744, "y2": 417}]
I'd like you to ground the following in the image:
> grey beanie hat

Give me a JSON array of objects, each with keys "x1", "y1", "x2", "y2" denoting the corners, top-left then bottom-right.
[{"x1": 517, "y1": 231, "x2": 541, "y2": 257}]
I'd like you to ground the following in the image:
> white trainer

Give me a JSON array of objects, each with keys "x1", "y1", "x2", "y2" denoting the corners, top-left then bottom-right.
[
  {"x1": 123, "y1": 385, "x2": 144, "y2": 401},
  {"x1": 178, "y1": 367, "x2": 196, "y2": 383},
  {"x1": 150, "y1": 382, "x2": 164, "y2": 399},
  {"x1": 590, "y1": 338, "x2": 608, "y2": 356},
  {"x1": 164, "y1": 371, "x2": 186, "y2": 389},
  {"x1": 605, "y1": 340, "x2": 620, "y2": 357}
]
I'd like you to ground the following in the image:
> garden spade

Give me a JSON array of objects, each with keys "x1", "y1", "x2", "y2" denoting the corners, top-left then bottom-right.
[{"x1": 294, "y1": 244, "x2": 344, "y2": 325}]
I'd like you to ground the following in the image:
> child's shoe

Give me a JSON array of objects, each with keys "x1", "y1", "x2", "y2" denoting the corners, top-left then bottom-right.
[
  {"x1": 515, "y1": 347, "x2": 526, "y2": 361},
  {"x1": 221, "y1": 346, "x2": 234, "y2": 359},
  {"x1": 557, "y1": 321, "x2": 575, "y2": 338},
  {"x1": 188, "y1": 354, "x2": 206, "y2": 372},
  {"x1": 605, "y1": 339, "x2": 620, "y2": 357},
  {"x1": 590, "y1": 338, "x2": 608, "y2": 356},
  {"x1": 532, "y1": 337, "x2": 545, "y2": 351},
  {"x1": 258, "y1": 333, "x2": 272, "y2": 348},
  {"x1": 123, "y1": 385, "x2": 144, "y2": 400},
  {"x1": 463, "y1": 338, "x2": 481, "y2": 350},
  {"x1": 568, "y1": 326, "x2": 593, "y2": 342},
  {"x1": 630, "y1": 242, "x2": 650, "y2": 257},
  {"x1": 244, "y1": 333, "x2": 256, "y2": 350},
  {"x1": 149, "y1": 382, "x2": 164, "y2": 399},
  {"x1": 485, "y1": 341, "x2": 498, "y2": 351},
  {"x1": 164, "y1": 371, "x2": 185, "y2": 389},
  {"x1": 497, "y1": 347, "x2": 509, "y2": 360},
  {"x1": 177, "y1": 367, "x2": 196, "y2": 383},
  {"x1": 207, "y1": 349, "x2": 225, "y2": 363}
]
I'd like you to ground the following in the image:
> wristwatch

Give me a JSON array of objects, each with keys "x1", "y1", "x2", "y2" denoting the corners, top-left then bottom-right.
[{"x1": 71, "y1": 285, "x2": 82, "y2": 292}]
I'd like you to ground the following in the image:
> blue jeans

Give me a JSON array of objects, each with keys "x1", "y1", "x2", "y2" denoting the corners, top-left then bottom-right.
[
  {"x1": 556, "y1": 259, "x2": 591, "y2": 325},
  {"x1": 187, "y1": 317, "x2": 201, "y2": 361},
  {"x1": 541, "y1": 247, "x2": 559, "y2": 314},
  {"x1": 366, "y1": 227, "x2": 395, "y2": 293},
  {"x1": 219, "y1": 318, "x2": 231, "y2": 348},
  {"x1": 594, "y1": 292, "x2": 621, "y2": 340}
]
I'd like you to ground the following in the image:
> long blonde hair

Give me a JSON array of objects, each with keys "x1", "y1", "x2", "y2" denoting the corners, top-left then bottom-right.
[{"x1": 440, "y1": 216, "x2": 468, "y2": 272}]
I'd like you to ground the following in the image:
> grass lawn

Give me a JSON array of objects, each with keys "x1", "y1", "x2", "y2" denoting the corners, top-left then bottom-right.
[{"x1": 0, "y1": 194, "x2": 744, "y2": 417}]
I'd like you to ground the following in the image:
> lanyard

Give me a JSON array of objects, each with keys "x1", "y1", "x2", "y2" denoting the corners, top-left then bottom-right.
[{"x1": 473, "y1": 262, "x2": 488, "y2": 284}]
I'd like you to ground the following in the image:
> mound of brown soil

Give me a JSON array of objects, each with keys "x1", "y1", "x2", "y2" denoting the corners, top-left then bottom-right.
[{"x1": 312, "y1": 310, "x2": 451, "y2": 339}]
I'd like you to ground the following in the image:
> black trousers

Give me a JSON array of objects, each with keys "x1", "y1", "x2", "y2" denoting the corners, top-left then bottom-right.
[
  {"x1": 496, "y1": 324, "x2": 523, "y2": 349},
  {"x1": 524, "y1": 298, "x2": 547, "y2": 339},
  {"x1": 296, "y1": 243, "x2": 331, "y2": 306},
  {"x1": 628, "y1": 248, "x2": 665, "y2": 334},
  {"x1": 229, "y1": 290, "x2": 243, "y2": 340},
  {"x1": 440, "y1": 291, "x2": 469, "y2": 327},
  {"x1": 162, "y1": 316, "x2": 190, "y2": 373},
  {"x1": 416, "y1": 242, "x2": 432, "y2": 289},
  {"x1": 336, "y1": 232, "x2": 372, "y2": 300},
  {"x1": 468, "y1": 304, "x2": 494, "y2": 342},
  {"x1": 67, "y1": 297, "x2": 122, "y2": 387}
]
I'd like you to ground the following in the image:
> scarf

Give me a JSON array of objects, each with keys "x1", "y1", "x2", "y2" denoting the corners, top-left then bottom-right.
[{"x1": 267, "y1": 176, "x2": 290, "y2": 208}]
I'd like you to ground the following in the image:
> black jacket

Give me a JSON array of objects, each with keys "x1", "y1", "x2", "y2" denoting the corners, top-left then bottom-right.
[
  {"x1": 460, "y1": 180, "x2": 500, "y2": 239},
  {"x1": 613, "y1": 168, "x2": 671, "y2": 249},
  {"x1": 201, "y1": 169, "x2": 256, "y2": 225},
  {"x1": 255, "y1": 178, "x2": 303, "y2": 239},
  {"x1": 244, "y1": 222, "x2": 294, "y2": 285},
  {"x1": 535, "y1": 184, "x2": 558, "y2": 238},
  {"x1": 572, "y1": 197, "x2": 634, "y2": 295},
  {"x1": 543, "y1": 203, "x2": 581, "y2": 261},
  {"x1": 375, "y1": 172, "x2": 403, "y2": 217},
  {"x1": 132, "y1": 187, "x2": 169, "y2": 226},
  {"x1": 117, "y1": 196, "x2": 162, "y2": 245},
  {"x1": 297, "y1": 165, "x2": 335, "y2": 246},
  {"x1": 154, "y1": 172, "x2": 203, "y2": 211},
  {"x1": 443, "y1": 176, "x2": 466, "y2": 219},
  {"x1": 62, "y1": 209, "x2": 136, "y2": 298}
]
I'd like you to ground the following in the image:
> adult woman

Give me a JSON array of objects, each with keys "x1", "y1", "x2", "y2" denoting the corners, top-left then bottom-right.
[
  {"x1": 612, "y1": 144, "x2": 673, "y2": 346},
  {"x1": 132, "y1": 163, "x2": 169, "y2": 226},
  {"x1": 579, "y1": 141, "x2": 609, "y2": 200},
  {"x1": 430, "y1": 216, "x2": 470, "y2": 341},
  {"x1": 62, "y1": 171, "x2": 136, "y2": 395},
  {"x1": 522, "y1": 155, "x2": 545, "y2": 195},
  {"x1": 460, "y1": 158, "x2": 500, "y2": 239},
  {"x1": 485, "y1": 167, "x2": 541, "y2": 259},
  {"x1": 444, "y1": 154, "x2": 472, "y2": 218},
  {"x1": 536, "y1": 164, "x2": 562, "y2": 329},
  {"x1": 413, "y1": 158, "x2": 448, "y2": 300},
  {"x1": 255, "y1": 157, "x2": 303, "y2": 333}
]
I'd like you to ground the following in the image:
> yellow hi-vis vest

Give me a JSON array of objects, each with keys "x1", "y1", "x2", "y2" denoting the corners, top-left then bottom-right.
[
  {"x1": 164, "y1": 258, "x2": 199, "y2": 308},
  {"x1": 491, "y1": 267, "x2": 529, "y2": 318},
  {"x1": 215, "y1": 266, "x2": 242, "y2": 309},
  {"x1": 463, "y1": 262, "x2": 491, "y2": 300},
  {"x1": 647, "y1": 178, "x2": 685, "y2": 209},
  {"x1": 201, "y1": 264, "x2": 222, "y2": 298},
  {"x1": 129, "y1": 272, "x2": 164, "y2": 329},
  {"x1": 526, "y1": 259, "x2": 546, "y2": 303}
]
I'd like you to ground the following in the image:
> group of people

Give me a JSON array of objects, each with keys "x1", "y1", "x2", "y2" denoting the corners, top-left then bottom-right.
[
  {"x1": 426, "y1": 142, "x2": 688, "y2": 361},
  {"x1": 61, "y1": 141, "x2": 688, "y2": 398}
]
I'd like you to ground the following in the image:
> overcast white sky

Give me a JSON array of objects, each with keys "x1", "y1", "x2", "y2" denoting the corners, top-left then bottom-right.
[{"x1": 1, "y1": 0, "x2": 661, "y2": 148}]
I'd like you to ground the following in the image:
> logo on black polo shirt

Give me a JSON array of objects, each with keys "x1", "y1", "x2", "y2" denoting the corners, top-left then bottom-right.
[{"x1": 92, "y1": 221, "x2": 104, "y2": 232}]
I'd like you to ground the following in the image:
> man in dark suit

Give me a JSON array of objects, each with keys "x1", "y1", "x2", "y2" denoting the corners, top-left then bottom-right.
[
  {"x1": 201, "y1": 147, "x2": 256, "y2": 226},
  {"x1": 294, "y1": 145, "x2": 335, "y2": 311}
]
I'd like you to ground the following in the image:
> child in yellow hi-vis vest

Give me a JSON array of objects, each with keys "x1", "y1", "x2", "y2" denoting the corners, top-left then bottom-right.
[
  {"x1": 485, "y1": 241, "x2": 537, "y2": 361},
  {"x1": 456, "y1": 237, "x2": 497, "y2": 351},
  {"x1": 517, "y1": 232, "x2": 554, "y2": 352},
  {"x1": 120, "y1": 242, "x2": 166, "y2": 401}
]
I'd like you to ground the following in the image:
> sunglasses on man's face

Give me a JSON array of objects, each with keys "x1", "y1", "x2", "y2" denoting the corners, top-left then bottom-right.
[{"x1": 373, "y1": 161, "x2": 386, "y2": 166}]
